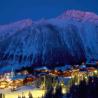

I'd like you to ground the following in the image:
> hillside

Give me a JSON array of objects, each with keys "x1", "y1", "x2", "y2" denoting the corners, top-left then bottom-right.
[{"x1": 0, "y1": 10, "x2": 98, "y2": 72}]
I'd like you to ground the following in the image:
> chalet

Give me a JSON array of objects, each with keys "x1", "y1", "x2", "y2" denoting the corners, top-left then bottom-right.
[
  {"x1": 87, "y1": 67, "x2": 97, "y2": 76},
  {"x1": 55, "y1": 65, "x2": 73, "y2": 71},
  {"x1": 10, "y1": 75, "x2": 26, "y2": 88},
  {"x1": 23, "y1": 75, "x2": 37, "y2": 85},
  {"x1": 0, "y1": 81, "x2": 9, "y2": 89}
]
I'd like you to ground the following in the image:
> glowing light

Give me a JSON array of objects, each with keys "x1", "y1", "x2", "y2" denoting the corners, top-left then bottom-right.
[
  {"x1": 71, "y1": 75, "x2": 74, "y2": 78},
  {"x1": 75, "y1": 82, "x2": 78, "y2": 85},
  {"x1": 61, "y1": 83, "x2": 64, "y2": 86},
  {"x1": 85, "y1": 76, "x2": 88, "y2": 79},
  {"x1": 62, "y1": 88, "x2": 66, "y2": 94},
  {"x1": 94, "y1": 70, "x2": 97, "y2": 74},
  {"x1": 4, "y1": 89, "x2": 46, "y2": 98}
]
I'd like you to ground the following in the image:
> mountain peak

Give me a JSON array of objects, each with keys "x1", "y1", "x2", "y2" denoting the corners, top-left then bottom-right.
[{"x1": 58, "y1": 10, "x2": 98, "y2": 23}]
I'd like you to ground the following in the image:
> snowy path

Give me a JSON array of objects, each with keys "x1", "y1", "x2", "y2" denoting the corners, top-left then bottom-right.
[{"x1": 0, "y1": 86, "x2": 46, "y2": 98}]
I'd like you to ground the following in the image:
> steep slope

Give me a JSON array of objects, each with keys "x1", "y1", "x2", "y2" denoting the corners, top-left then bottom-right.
[
  {"x1": 0, "y1": 19, "x2": 32, "y2": 41},
  {"x1": 0, "y1": 10, "x2": 98, "y2": 71}
]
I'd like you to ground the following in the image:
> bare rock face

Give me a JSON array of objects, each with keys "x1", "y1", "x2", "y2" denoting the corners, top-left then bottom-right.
[{"x1": 0, "y1": 10, "x2": 98, "y2": 71}]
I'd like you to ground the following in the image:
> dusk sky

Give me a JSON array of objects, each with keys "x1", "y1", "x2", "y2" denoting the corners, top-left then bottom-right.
[{"x1": 0, "y1": 0, "x2": 98, "y2": 24}]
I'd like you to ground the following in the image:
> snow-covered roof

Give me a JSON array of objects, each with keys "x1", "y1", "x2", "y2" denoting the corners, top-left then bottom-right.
[
  {"x1": 79, "y1": 64, "x2": 86, "y2": 69},
  {"x1": 55, "y1": 65, "x2": 72, "y2": 71},
  {"x1": 11, "y1": 75, "x2": 26, "y2": 80},
  {"x1": 34, "y1": 66, "x2": 48, "y2": 70}
]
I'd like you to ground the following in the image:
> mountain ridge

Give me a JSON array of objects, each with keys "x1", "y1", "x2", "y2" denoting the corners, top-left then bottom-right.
[{"x1": 0, "y1": 10, "x2": 98, "y2": 72}]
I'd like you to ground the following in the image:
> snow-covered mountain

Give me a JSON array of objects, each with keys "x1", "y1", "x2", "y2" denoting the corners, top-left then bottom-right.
[{"x1": 0, "y1": 10, "x2": 98, "y2": 71}]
